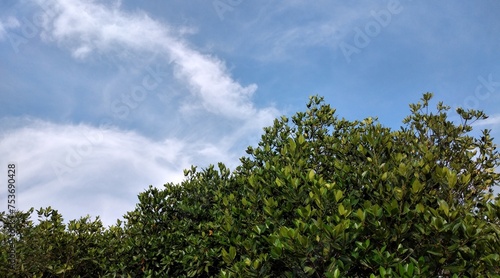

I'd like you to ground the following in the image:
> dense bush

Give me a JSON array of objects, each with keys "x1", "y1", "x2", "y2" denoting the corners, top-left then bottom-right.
[{"x1": 1, "y1": 93, "x2": 499, "y2": 277}]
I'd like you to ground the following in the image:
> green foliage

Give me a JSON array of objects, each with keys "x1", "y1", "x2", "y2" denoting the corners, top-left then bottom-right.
[
  {"x1": 1, "y1": 93, "x2": 499, "y2": 277},
  {"x1": 0, "y1": 207, "x2": 113, "y2": 277}
]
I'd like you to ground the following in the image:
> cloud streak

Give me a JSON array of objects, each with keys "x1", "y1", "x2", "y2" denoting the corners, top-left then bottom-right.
[
  {"x1": 472, "y1": 114, "x2": 500, "y2": 127},
  {"x1": 35, "y1": 0, "x2": 275, "y2": 120}
]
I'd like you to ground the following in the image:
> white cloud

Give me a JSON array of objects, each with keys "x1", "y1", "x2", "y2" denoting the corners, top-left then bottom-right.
[
  {"x1": 473, "y1": 114, "x2": 500, "y2": 127},
  {"x1": 0, "y1": 119, "x2": 238, "y2": 225},
  {"x1": 35, "y1": 0, "x2": 277, "y2": 121}
]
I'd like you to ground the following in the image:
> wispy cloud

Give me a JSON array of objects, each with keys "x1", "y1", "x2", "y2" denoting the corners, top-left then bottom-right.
[
  {"x1": 213, "y1": 1, "x2": 384, "y2": 62},
  {"x1": 473, "y1": 114, "x2": 500, "y2": 127},
  {"x1": 34, "y1": 0, "x2": 276, "y2": 120}
]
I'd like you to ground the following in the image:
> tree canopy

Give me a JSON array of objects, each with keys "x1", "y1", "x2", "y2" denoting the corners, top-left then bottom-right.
[{"x1": 1, "y1": 93, "x2": 500, "y2": 277}]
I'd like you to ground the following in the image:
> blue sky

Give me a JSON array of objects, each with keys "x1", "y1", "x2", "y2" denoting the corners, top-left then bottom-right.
[{"x1": 1, "y1": 0, "x2": 499, "y2": 225}]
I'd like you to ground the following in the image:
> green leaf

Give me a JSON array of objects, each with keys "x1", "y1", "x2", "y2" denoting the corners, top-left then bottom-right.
[
  {"x1": 394, "y1": 187, "x2": 403, "y2": 200},
  {"x1": 438, "y1": 200, "x2": 449, "y2": 217},
  {"x1": 222, "y1": 247, "x2": 237, "y2": 264},
  {"x1": 398, "y1": 163, "x2": 407, "y2": 176},
  {"x1": 275, "y1": 177, "x2": 284, "y2": 187},
  {"x1": 427, "y1": 250, "x2": 443, "y2": 256},
  {"x1": 481, "y1": 253, "x2": 500, "y2": 264},
  {"x1": 408, "y1": 262, "x2": 414, "y2": 276},
  {"x1": 229, "y1": 246, "x2": 236, "y2": 261},
  {"x1": 379, "y1": 266, "x2": 387, "y2": 277},
  {"x1": 356, "y1": 208, "x2": 365, "y2": 222},
  {"x1": 298, "y1": 134, "x2": 305, "y2": 145},
  {"x1": 412, "y1": 179, "x2": 423, "y2": 194},
  {"x1": 308, "y1": 169, "x2": 315, "y2": 181},
  {"x1": 289, "y1": 138, "x2": 297, "y2": 153},
  {"x1": 338, "y1": 204, "x2": 346, "y2": 216},
  {"x1": 460, "y1": 173, "x2": 471, "y2": 184},
  {"x1": 416, "y1": 203, "x2": 425, "y2": 213},
  {"x1": 304, "y1": 266, "x2": 315, "y2": 274},
  {"x1": 334, "y1": 190, "x2": 343, "y2": 202},
  {"x1": 270, "y1": 246, "x2": 282, "y2": 259},
  {"x1": 447, "y1": 171, "x2": 457, "y2": 188}
]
